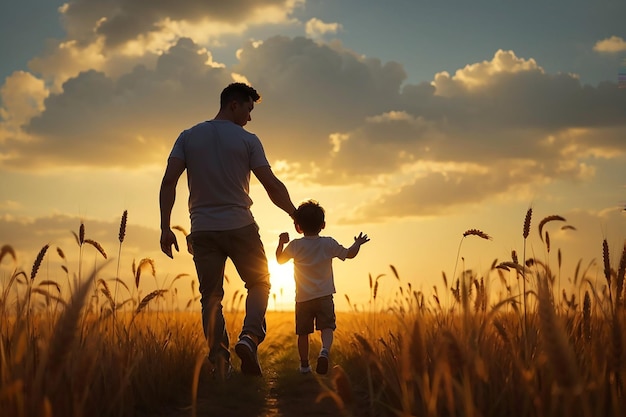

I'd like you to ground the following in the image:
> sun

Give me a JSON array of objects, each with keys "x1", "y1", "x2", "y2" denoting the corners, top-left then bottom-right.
[{"x1": 268, "y1": 259, "x2": 296, "y2": 309}]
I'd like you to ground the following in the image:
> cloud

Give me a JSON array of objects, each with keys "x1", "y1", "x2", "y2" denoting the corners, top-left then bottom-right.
[
  {"x1": 1, "y1": 39, "x2": 233, "y2": 170},
  {"x1": 24, "y1": 0, "x2": 304, "y2": 92},
  {"x1": 593, "y1": 36, "x2": 626, "y2": 53},
  {"x1": 0, "y1": 71, "x2": 48, "y2": 131},
  {"x1": 232, "y1": 35, "x2": 407, "y2": 161},
  {"x1": 432, "y1": 49, "x2": 542, "y2": 94},
  {"x1": 341, "y1": 161, "x2": 544, "y2": 223},
  {"x1": 305, "y1": 18, "x2": 342, "y2": 40},
  {"x1": 60, "y1": 0, "x2": 305, "y2": 51},
  {"x1": 2, "y1": 28, "x2": 625, "y2": 221}
]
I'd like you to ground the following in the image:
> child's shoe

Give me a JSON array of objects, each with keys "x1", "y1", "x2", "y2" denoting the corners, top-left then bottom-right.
[{"x1": 299, "y1": 365, "x2": 312, "y2": 374}]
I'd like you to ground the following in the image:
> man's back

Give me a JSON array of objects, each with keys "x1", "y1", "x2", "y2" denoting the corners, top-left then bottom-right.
[{"x1": 170, "y1": 120, "x2": 269, "y2": 231}]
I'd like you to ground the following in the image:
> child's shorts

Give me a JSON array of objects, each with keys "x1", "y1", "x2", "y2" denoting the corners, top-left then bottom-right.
[{"x1": 295, "y1": 294, "x2": 336, "y2": 335}]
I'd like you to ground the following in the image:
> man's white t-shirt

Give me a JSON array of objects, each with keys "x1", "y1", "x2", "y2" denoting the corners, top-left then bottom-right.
[
  {"x1": 280, "y1": 236, "x2": 349, "y2": 302},
  {"x1": 169, "y1": 120, "x2": 270, "y2": 232}
]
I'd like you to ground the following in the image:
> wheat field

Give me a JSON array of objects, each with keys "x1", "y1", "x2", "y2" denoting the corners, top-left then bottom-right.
[{"x1": 1, "y1": 209, "x2": 625, "y2": 417}]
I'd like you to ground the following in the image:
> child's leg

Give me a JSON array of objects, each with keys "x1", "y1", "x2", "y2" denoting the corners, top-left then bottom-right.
[
  {"x1": 298, "y1": 334, "x2": 310, "y2": 366},
  {"x1": 316, "y1": 329, "x2": 332, "y2": 375},
  {"x1": 320, "y1": 328, "x2": 334, "y2": 351}
]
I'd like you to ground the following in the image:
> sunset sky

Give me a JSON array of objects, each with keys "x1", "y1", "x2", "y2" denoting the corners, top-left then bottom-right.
[{"x1": 1, "y1": 0, "x2": 626, "y2": 311}]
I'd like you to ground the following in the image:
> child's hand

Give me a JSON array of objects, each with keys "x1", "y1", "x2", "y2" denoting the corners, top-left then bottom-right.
[
  {"x1": 279, "y1": 232, "x2": 290, "y2": 244},
  {"x1": 354, "y1": 232, "x2": 370, "y2": 245}
]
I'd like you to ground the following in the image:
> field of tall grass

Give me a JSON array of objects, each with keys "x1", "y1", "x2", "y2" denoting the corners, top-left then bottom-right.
[{"x1": 1, "y1": 208, "x2": 625, "y2": 417}]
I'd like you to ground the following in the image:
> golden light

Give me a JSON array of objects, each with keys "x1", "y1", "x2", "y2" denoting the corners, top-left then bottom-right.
[{"x1": 268, "y1": 259, "x2": 295, "y2": 310}]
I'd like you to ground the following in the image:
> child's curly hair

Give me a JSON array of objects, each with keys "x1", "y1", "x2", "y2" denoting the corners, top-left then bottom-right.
[{"x1": 294, "y1": 200, "x2": 325, "y2": 234}]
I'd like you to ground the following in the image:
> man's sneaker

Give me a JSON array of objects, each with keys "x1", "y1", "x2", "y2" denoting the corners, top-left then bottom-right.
[
  {"x1": 235, "y1": 334, "x2": 262, "y2": 376},
  {"x1": 299, "y1": 365, "x2": 312, "y2": 374},
  {"x1": 316, "y1": 348, "x2": 329, "y2": 375}
]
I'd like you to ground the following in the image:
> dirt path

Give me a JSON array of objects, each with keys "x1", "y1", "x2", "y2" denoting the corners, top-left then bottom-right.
[
  {"x1": 150, "y1": 363, "x2": 345, "y2": 417},
  {"x1": 141, "y1": 313, "x2": 353, "y2": 417}
]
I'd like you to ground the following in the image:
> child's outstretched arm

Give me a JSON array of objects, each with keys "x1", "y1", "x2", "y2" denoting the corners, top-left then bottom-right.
[
  {"x1": 346, "y1": 232, "x2": 370, "y2": 259},
  {"x1": 276, "y1": 232, "x2": 290, "y2": 263}
]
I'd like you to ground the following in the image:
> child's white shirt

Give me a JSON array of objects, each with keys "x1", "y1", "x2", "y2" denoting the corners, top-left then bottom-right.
[{"x1": 279, "y1": 236, "x2": 349, "y2": 302}]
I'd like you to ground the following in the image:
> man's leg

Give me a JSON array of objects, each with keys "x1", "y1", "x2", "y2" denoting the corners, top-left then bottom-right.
[
  {"x1": 190, "y1": 231, "x2": 230, "y2": 365},
  {"x1": 228, "y1": 223, "x2": 271, "y2": 343},
  {"x1": 227, "y1": 224, "x2": 270, "y2": 375}
]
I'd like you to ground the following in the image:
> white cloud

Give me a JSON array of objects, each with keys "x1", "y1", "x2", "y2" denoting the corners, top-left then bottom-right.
[
  {"x1": 432, "y1": 49, "x2": 542, "y2": 95},
  {"x1": 0, "y1": 71, "x2": 48, "y2": 130},
  {"x1": 593, "y1": 36, "x2": 626, "y2": 53},
  {"x1": 305, "y1": 18, "x2": 342, "y2": 40}
]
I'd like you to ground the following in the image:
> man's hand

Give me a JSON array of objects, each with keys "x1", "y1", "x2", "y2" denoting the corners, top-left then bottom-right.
[
  {"x1": 279, "y1": 232, "x2": 290, "y2": 244},
  {"x1": 160, "y1": 229, "x2": 180, "y2": 258}
]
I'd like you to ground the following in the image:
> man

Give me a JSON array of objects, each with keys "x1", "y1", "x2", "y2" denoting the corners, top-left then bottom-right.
[{"x1": 159, "y1": 83, "x2": 296, "y2": 377}]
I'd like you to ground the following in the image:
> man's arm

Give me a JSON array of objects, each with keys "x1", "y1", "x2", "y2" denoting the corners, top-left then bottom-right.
[
  {"x1": 159, "y1": 157, "x2": 186, "y2": 258},
  {"x1": 253, "y1": 165, "x2": 296, "y2": 216}
]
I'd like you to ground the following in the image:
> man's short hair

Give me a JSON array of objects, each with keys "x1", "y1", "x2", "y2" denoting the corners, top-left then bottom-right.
[
  {"x1": 294, "y1": 200, "x2": 325, "y2": 234},
  {"x1": 220, "y1": 83, "x2": 261, "y2": 108}
]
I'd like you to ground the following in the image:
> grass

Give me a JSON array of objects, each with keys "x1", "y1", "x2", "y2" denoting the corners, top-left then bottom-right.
[{"x1": 1, "y1": 209, "x2": 625, "y2": 416}]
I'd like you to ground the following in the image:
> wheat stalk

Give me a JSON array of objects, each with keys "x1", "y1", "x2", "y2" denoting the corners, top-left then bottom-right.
[
  {"x1": 0, "y1": 244, "x2": 17, "y2": 264},
  {"x1": 31, "y1": 288, "x2": 67, "y2": 307},
  {"x1": 408, "y1": 318, "x2": 426, "y2": 377},
  {"x1": 390, "y1": 264, "x2": 400, "y2": 280},
  {"x1": 98, "y1": 279, "x2": 115, "y2": 310},
  {"x1": 583, "y1": 291, "x2": 591, "y2": 341},
  {"x1": 331, "y1": 365, "x2": 353, "y2": 410},
  {"x1": 135, "y1": 289, "x2": 167, "y2": 314},
  {"x1": 523, "y1": 207, "x2": 532, "y2": 239},
  {"x1": 114, "y1": 210, "x2": 128, "y2": 310},
  {"x1": 538, "y1": 215, "x2": 565, "y2": 242},
  {"x1": 451, "y1": 229, "x2": 492, "y2": 304},
  {"x1": 462, "y1": 229, "x2": 492, "y2": 240},
  {"x1": 610, "y1": 312, "x2": 623, "y2": 391},
  {"x1": 537, "y1": 273, "x2": 581, "y2": 391},
  {"x1": 442, "y1": 330, "x2": 465, "y2": 370},
  {"x1": 32, "y1": 264, "x2": 103, "y2": 414},
  {"x1": 135, "y1": 258, "x2": 156, "y2": 289},
  {"x1": 496, "y1": 261, "x2": 529, "y2": 274},
  {"x1": 38, "y1": 280, "x2": 61, "y2": 293},
  {"x1": 603, "y1": 239, "x2": 611, "y2": 290},
  {"x1": 168, "y1": 273, "x2": 190, "y2": 290},
  {"x1": 79, "y1": 222, "x2": 85, "y2": 244},
  {"x1": 84, "y1": 239, "x2": 107, "y2": 259},
  {"x1": 30, "y1": 244, "x2": 50, "y2": 281},
  {"x1": 615, "y1": 241, "x2": 626, "y2": 307},
  {"x1": 118, "y1": 210, "x2": 128, "y2": 243}
]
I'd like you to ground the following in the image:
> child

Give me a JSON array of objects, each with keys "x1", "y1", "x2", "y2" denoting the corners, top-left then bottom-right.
[{"x1": 276, "y1": 200, "x2": 369, "y2": 374}]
